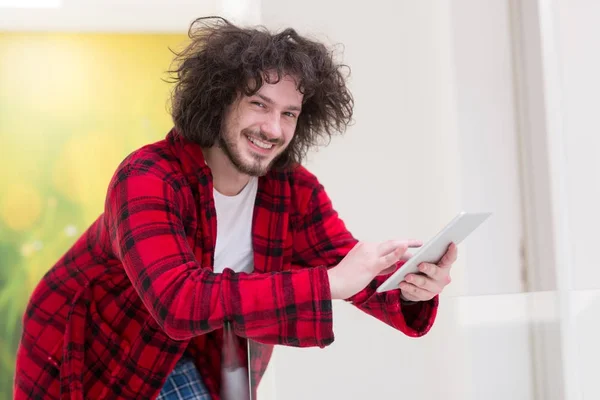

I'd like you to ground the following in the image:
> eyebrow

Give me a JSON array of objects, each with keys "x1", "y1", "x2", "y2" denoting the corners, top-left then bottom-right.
[{"x1": 256, "y1": 93, "x2": 302, "y2": 112}]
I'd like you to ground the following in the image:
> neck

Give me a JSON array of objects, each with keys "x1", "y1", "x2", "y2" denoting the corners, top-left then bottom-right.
[{"x1": 202, "y1": 147, "x2": 251, "y2": 196}]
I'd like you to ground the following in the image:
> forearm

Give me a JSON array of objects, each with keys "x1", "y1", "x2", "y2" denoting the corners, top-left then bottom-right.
[{"x1": 139, "y1": 264, "x2": 334, "y2": 347}]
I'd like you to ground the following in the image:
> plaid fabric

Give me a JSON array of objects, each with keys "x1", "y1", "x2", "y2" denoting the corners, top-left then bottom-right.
[
  {"x1": 156, "y1": 357, "x2": 211, "y2": 400},
  {"x1": 14, "y1": 128, "x2": 438, "y2": 400}
]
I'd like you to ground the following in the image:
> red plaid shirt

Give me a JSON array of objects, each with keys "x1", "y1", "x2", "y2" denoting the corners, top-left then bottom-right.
[{"x1": 14, "y1": 129, "x2": 438, "y2": 399}]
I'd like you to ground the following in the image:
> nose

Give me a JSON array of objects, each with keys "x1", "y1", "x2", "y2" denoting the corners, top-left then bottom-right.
[{"x1": 260, "y1": 112, "x2": 283, "y2": 141}]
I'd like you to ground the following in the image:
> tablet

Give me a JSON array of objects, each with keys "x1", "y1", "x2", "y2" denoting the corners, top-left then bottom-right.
[{"x1": 375, "y1": 211, "x2": 492, "y2": 293}]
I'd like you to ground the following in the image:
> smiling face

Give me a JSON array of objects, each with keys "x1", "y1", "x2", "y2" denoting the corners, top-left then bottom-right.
[{"x1": 219, "y1": 74, "x2": 303, "y2": 176}]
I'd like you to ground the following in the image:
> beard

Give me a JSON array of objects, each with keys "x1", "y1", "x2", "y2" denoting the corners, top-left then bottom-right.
[{"x1": 219, "y1": 128, "x2": 285, "y2": 177}]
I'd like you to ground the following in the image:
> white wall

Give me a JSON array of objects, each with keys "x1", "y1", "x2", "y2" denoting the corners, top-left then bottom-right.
[
  {"x1": 260, "y1": 0, "x2": 534, "y2": 399},
  {"x1": 450, "y1": 0, "x2": 526, "y2": 296},
  {"x1": 554, "y1": 1, "x2": 600, "y2": 291},
  {"x1": 554, "y1": 1, "x2": 600, "y2": 398},
  {"x1": 448, "y1": 1, "x2": 535, "y2": 398},
  {"x1": 500, "y1": 0, "x2": 600, "y2": 398}
]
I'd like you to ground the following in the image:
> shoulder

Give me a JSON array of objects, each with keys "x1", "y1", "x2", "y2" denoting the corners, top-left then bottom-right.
[
  {"x1": 103, "y1": 139, "x2": 199, "y2": 229},
  {"x1": 287, "y1": 164, "x2": 321, "y2": 189},
  {"x1": 104, "y1": 139, "x2": 196, "y2": 216},
  {"x1": 109, "y1": 139, "x2": 187, "y2": 191},
  {"x1": 286, "y1": 164, "x2": 331, "y2": 215}
]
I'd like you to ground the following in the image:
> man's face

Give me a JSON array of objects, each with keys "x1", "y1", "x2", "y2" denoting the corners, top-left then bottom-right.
[{"x1": 219, "y1": 74, "x2": 303, "y2": 176}]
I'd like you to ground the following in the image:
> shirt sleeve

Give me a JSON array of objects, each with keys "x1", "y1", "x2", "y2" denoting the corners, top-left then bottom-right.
[
  {"x1": 291, "y1": 174, "x2": 438, "y2": 337},
  {"x1": 105, "y1": 167, "x2": 334, "y2": 346}
]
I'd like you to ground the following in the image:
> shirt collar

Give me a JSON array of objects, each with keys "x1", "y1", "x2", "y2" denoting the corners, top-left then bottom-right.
[{"x1": 166, "y1": 127, "x2": 212, "y2": 181}]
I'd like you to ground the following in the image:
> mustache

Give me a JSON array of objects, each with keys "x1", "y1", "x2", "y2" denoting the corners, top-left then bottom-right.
[{"x1": 242, "y1": 129, "x2": 283, "y2": 145}]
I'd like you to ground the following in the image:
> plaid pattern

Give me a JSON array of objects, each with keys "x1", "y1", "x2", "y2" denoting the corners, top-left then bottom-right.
[
  {"x1": 156, "y1": 357, "x2": 211, "y2": 400},
  {"x1": 14, "y1": 128, "x2": 438, "y2": 400}
]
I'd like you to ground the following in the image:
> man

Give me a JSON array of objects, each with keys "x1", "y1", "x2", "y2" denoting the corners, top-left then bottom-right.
[{"x1": 14, "y1": 17, "x2": 456, "y2": 399}]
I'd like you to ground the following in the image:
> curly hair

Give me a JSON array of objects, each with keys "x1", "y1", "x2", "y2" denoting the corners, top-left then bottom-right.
[{"x1": 167, "y1": 16, "x2": 354, "y2": 169}]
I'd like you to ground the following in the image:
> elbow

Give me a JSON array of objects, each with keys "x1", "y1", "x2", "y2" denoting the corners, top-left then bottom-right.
[
  {"x1": 153, "y1": 303, "x2": 195, "y2": 340},
  {"x1": 160, "y1": 318, "x2": 197, "y2": 341},
  {"x1": 152, "y1": 300, "x2": 190, "y2": 340},
  {"x1": 151, "y1": 276, "x2": 221, "y2": 340},
  {"x1": 159, "y1": 312, "x2": 213, "y2": 341},
  {"x1": 162, "y1": 324, "x2": 191, "y2": 341}
]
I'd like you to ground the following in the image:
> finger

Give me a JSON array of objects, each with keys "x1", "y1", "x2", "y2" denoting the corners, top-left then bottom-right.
[
  {"x1": 399, "y1": 282, "x2": 435, "y2": 301},
  {"x1": 378, "y1": 265, "x2": 398, "y2": 276},
  {"x1": 377, "y1": 239, "x2": 422, "y2": 256},
  {"x1": 404, "y1": 273, "x2": 443, "y2": 293},
  {"x1": 377, "y1": 252, "x2": 413, "y2": 276},
  {"x1": 438, "y1": 242, "x2": 458, "y2": 268},
  {"x1": 380, "y1": 245, "x2": 408, "y2": 267},
  {"x1": 417, "y1": 264, "x2": 452, "y2": 285},
  {"x1": 418, "y1": 263, "x2": 450, "y2": 281},
  {"x1": 403, "y1": 239, "x2": 423, "y2": 248},
  {"x1": 417, "y1": 262, "x2": 443, "y2": 279},
  {"x1": 377, "y1": 240, "x2": 408, "y2": 256}
]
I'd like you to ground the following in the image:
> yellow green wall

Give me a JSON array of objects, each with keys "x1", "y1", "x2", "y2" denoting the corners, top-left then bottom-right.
[{"x1": 0, "y1": 33, "x2": 187, "y2": 398}]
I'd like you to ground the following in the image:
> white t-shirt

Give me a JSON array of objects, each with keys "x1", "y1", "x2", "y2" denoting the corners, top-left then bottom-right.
[
  {"x1": 212, "y1": 177, "x2": 257, "y2": 400},
  {"x1": 212, "y1": 177, "x2": 258, "y2": 274}
]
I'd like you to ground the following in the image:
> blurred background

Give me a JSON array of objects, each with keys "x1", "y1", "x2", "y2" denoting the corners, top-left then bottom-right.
[{"x1": 0, "y1": 0, "x2": 598, "y2": 399}]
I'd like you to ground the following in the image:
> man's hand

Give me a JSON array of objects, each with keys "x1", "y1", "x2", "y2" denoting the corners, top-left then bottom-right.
[
  {"x1": 327, "y1": 239, "x2": 422, "y2": 300},
  {"x1": 399, "y1": 243, "x2": 457, "y2": 302}
]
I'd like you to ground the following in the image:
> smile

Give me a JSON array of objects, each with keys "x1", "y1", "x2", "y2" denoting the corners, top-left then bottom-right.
[{"x1": 246, "y1": 135, "x2": 274, "y2": 150}]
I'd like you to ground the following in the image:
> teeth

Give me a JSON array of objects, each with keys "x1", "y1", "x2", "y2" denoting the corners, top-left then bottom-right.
[{"x1": 247, "y1": 136, "x2": 273, "y2": 149}]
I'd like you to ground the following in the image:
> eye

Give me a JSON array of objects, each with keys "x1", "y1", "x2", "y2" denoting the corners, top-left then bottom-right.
[
  {"x1": 251, "y1": 101, "x2": 265, "y2": 108},
  {"x1": 284, "y1": 112, "x2": 297, "y2": 118}
]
